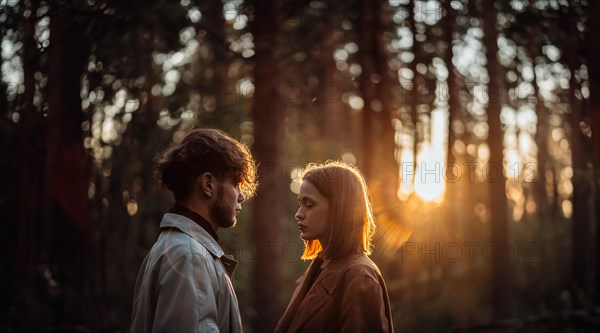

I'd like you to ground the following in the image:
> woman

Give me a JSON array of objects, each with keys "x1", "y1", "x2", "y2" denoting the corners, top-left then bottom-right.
[{"x1": 275, "y1": 161, "x2": 394, "y2": 333}]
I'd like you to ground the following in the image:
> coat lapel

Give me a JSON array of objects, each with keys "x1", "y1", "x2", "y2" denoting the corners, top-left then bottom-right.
[
  {"x1": 287, "y1": 254, "x2": 362, "y2": 332},
  {"x1": 287, "y1": 280, "x2": 330, "y2": 332}
]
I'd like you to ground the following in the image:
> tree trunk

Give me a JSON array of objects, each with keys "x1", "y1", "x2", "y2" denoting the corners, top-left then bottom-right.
[
  {"x1": 441, "y1": 0, "x2": 462, "y2": 244},
  {"x1": 531, "y1": 77, "x2": 551, "y2": 224},
  {"x1": 16, "y1": 0, "x2": 39, "y2": 282},
  {"x1": 320, "y1": 26, "x2": 344, "y2": 144},
  {"x1": 441, "y1": 0, "x2": 467, "y2": 276},
  {"x1": 374, "y1": 0, "x2": 399, "y2": 196},
  {"x1": 585, "y1": 0, "x2": 600, "y2": 305},
  {"x1": 524, "y1": 1, "x2": 552, "y2": 229},
  {"x1": 407, "y1": 0, "x2": 421, "y2": 162},
  {"x1": 44, "y1": 0, "x2": 91, "y2": 321},
  {"x1": 249, "y1": 0, "x2": 285, "y2": 331},
  {"x1": 200, "y1": 0, "x2": 229, "y2": 117},
  {"x1": 443, "y1": 0, "x2": 458, "y2": 185},
  {"x1": 357, "y1": 0, "x2": 378, "y2": 180},
  {"x1": 46, "y1": 0, "x2": 91, "y2": 231},
  {"x1": 566, "y1": 0, "x2": 593, "y2": 304},
  {"x1": 357, "y1": 0, "x2": 401, "y2": 211},
  {"x1": 481, "y1": 0, "x2": 511, "y2": 320}
]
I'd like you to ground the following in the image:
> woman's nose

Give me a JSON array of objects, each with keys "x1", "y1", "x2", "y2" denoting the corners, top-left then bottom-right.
[{"x1": 295, "y1": 208, "x2": 303, "y2": 221}]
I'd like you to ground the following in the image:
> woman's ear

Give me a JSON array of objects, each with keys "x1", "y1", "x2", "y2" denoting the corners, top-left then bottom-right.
[{"x1": 199, "y1": 172, "x2": 216, "y2": 198}]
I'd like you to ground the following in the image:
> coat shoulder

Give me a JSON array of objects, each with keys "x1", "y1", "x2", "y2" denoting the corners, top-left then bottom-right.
[
  {"x1": 320, "y1": 254, "x2": 383, "y2": 294},
  {"x1": 342, "y1": 254, "x2": 382, "y2": 280},
  {"x1": 150, "y1": 229, "x2": 214, "y2": 268}
]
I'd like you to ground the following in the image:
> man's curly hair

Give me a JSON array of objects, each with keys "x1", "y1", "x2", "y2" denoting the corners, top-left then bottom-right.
[{"x1": 155, "y1": 128, "x2": 258, "y2": 202}]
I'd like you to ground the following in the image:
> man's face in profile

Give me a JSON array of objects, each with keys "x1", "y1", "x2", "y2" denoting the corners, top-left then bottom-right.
[{"x1": 211, "y1": 177, "x2": 245, "y2": 228}]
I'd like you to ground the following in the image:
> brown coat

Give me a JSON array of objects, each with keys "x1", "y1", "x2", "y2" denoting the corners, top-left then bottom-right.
[{"x1": 275, "y1": 253, "x2": 394, "y2": 333}]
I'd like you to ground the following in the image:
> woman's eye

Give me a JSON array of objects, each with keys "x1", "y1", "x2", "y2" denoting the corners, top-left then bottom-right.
[{"x1": 298, "y1": 199, "x2": 314, "y2": 208}]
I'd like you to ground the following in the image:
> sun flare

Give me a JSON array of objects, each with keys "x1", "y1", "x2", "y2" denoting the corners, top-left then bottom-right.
[{"x1": 413, "y1": 144, "x2": 446, "y2": 203}]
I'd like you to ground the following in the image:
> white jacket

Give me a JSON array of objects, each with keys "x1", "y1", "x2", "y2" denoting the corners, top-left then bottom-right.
[{"x1": 130, "y1": 213, "x2": 243, "y2": 333}]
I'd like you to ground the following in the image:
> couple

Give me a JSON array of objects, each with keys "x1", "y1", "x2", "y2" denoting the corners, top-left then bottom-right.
[{"x1": 130, "y1": 128, "x2": 394, "y2": 333}]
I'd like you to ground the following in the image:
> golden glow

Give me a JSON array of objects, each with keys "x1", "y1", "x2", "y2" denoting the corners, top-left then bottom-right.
[
  {"x1": 474, "y1": 202, "x2": 489, "y2": 222},
  {"x1": 290, "y1": 181, "x2": 301, "y2": 194},
  {"x1": 127, "y1": 199, "x2": 138, "y2": 216},
  {"x1": 513, "y1": 202, "x2": 524, "y2": 221},
  {"x1": 526, "y1": 199, "x2": 537, "y2": 214},
  {"x1": 398, "y1": 148, "x2": 415, "y2": 201},
  {"x1": 414, "y1": 144, "x2": 445, "y2": 203},
  {"x1": 561, "y1": 199, "x2": 573, "y2": 218},
  {"x1": 348, "y1": 95, "x2": 364, "y2": 110},
  {"x1": 289, "y1": 168, "x2": 303, "y2": 194},
  {"x1": 396, "y1": 110, "x2": 448, "y2": 203},
  {"x1": 506, "y1": 182, "x2": 525, "y2": 205}
]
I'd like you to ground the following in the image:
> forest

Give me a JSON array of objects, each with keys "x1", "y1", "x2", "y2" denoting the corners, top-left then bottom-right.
[{"x1": 1, "y1": 0, "x2": 599, "y2": 332}]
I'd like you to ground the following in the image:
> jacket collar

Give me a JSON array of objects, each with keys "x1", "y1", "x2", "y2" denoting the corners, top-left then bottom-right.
[
  {"x1": 160, "y1": 213, "x2": 238, "y2": 276},
  {"x1": 169, "y1": 203, "x2": 219, "y2": 241},
  {"x1": 160, "y1": 212, "x2": 225, "y2": 259},
  {"x1": 288, "y1": 253, "x2": 364, "y2": 332}
]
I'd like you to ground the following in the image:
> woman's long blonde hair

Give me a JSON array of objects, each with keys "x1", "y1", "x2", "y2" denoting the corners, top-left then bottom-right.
[{"x1": 300, "y1": 161, "x2": 376, "y2": 260}]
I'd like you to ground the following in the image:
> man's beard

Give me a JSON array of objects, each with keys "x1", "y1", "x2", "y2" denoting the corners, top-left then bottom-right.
[{"x1": 211, "y1": 184, "x2": 236, "y2": 228}]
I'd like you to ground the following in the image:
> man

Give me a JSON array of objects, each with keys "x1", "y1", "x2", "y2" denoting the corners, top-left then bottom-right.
[{"x1": 131, "y1": 128, "x2": 257, "y2": 332}]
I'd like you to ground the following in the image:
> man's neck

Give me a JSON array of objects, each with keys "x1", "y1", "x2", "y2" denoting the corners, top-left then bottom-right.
[
  {"x1": 178, "y1": 199, "x2": 219, "y2": 233},
  {"x1": 169, "y1": 203, "x2": 219, "y2": 241}
]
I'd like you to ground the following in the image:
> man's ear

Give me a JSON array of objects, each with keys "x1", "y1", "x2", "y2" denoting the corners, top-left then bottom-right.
[{"x1": 199, "y1": 172, "x2": 216, "y2": 198}]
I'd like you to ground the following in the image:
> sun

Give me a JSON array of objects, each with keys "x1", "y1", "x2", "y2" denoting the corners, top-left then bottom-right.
[{"x1": 413, "y1": 144, "x2": 445, "y2": 203}]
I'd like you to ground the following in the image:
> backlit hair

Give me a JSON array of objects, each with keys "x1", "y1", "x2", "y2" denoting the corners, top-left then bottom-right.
[
  {"x1": 300, "y1": 161, "x2": 375, "y2": 260},
  {"x1": 155, "y1": 128, "x2": 257, "y2": 202}
]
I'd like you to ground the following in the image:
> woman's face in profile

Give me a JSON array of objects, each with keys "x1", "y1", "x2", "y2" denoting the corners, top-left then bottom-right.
[{"x1": 295, "y1": 180, "x2": 329, "y2": 242}]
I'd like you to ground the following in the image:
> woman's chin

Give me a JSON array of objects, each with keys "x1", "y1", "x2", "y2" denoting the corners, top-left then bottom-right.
[{"x1": 299, "y1": 232, "x2": 311, "y2": 241}]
